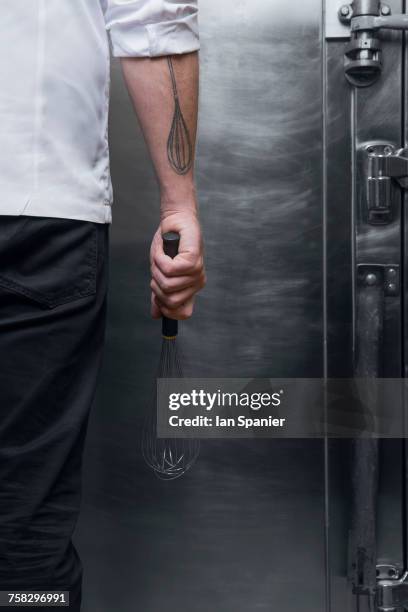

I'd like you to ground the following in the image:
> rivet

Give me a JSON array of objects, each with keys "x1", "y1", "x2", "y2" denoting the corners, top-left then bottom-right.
[
  {"x1": 381, "y1": 5, "x2": 391, "y2": 16},
  {"x1": 365, "y1": 273, "x2": 378, "y2": 286},
  {"x1": 340, "y1": 4, "x2": 351, "y2": 16}
]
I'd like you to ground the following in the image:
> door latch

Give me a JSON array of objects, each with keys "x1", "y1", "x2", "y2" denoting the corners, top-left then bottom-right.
[
  {"x1": 326, "y1": 0, "x2": 408, "y2": 86},
  {"x1": 364, "y1": 143, "x2": 408, "y2": 224}
]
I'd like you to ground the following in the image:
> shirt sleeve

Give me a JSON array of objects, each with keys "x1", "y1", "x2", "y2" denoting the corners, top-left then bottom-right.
[{"x1": 104, "y1": 1, "x2": 199, "y2": 58}]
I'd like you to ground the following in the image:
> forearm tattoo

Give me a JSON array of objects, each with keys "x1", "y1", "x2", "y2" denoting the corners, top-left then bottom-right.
[{"x1": 166, "y1": 57, "x2": 193, "y2": 175}]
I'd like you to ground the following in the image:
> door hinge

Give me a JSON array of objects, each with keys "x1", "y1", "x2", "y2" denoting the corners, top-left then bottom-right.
[
  {"x1": 325, "y1": 1, "x2": 408, "y2": 86},
  {"x1": 377, "y1": 564, "x2": 408, "y2": 611}
]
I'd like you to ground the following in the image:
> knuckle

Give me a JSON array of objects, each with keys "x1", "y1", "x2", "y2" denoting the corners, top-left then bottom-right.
[
  {"x1": 189, "y1": 248, "x2": 200, "y2": 261},
  {"x1": 157, "y1": 257, "x2": 172, "y2": 276},
  {"x1": 182, "y1": 305, "x2": 194, "y2": 320},
  {"x1": 161, "y1": 279, "x2": 174, "y2": 294},
  {"x1": 161, "y1": 263, "x2": 171, "y2": 277},
  {"x1": 167, "y1": 295, "x2": 178, "y2": 308}
]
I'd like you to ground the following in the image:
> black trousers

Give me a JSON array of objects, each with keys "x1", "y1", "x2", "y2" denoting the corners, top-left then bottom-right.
[{"x1": 0, "y1": 216, "x2": 109, "y2": 610}]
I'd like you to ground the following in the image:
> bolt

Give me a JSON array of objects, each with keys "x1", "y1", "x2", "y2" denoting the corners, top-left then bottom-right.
[
  {"x1": 387, "y1": 282, "x2": 397, "y2": 294},
  {"x1": 340, "y1": 4, "x2": 350, "y2": 17},
  {"x1": 381, "y1": 4, "x2": 391, "y2": 16},
  {"x1": 387, "y1": 268, "x2": 397, "y2": 279},
  {"x1": 365, "y1": 273, "x2": 378, "y2": 286}
]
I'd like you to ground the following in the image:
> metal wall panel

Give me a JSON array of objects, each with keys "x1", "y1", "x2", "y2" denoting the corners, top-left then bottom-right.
[{"x1": 76, "y1": 1, "x2": 327, "y2": 611}]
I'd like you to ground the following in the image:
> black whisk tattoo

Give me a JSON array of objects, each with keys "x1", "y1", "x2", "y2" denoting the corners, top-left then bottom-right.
[{"x1": 166, "y1": 58, "x2": 193, "y2": 175}]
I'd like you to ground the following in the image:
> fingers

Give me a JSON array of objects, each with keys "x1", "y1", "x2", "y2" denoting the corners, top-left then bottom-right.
[
  {"x1": 154, "y1": 250, "x2": 204, "y2": 278},
  {"x1": 151, "y1": 218, "x2": 203, "y2": 278},
  {"x1": 152, "y1": 294, "x2": 195, "y2": 321},
  {"x1": 149, "y1": 214, "x2": 206, "y2": 321},
  {"x1": 151, "y1": 262, "x2": 205, "y2": 294},
  {"x1": 150, "y1": 258, "x2": 205, "y2": 320},
  {"x1": 150, "y1": 278, "x2": 198, "y2": 309}
]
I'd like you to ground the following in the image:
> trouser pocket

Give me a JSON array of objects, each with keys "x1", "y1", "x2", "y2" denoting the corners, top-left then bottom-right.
[{"x1": 0, "y1": 216, "x2": 97, "y2": 308}]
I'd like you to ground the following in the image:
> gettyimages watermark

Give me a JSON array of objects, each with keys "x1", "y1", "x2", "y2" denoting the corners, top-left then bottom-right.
[{"x1": 157, "y1": 378, "x2": 408, "y2": 438}]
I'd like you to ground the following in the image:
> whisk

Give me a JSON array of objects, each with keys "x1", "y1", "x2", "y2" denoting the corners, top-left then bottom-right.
[{"x1": 142, "y1": 231, "x2": 200, "y2": 480}]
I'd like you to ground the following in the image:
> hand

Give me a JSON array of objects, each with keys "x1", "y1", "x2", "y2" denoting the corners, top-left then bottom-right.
[{"x1": 150, "y1": 211, "x2": 206, "y2": 320}]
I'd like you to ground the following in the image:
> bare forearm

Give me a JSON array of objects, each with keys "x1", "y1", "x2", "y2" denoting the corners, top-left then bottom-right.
[
  {"x1": 121, "y1": 51, "x2": 204, "y2": 320},
  {"x1": 121, "y1": 52, "x2": 199, "y2": 217}
]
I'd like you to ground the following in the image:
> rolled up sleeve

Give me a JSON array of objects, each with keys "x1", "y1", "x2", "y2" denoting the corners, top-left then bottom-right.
[{"x1": 104, "y1": 0, "x2": 199, "y2": 58}]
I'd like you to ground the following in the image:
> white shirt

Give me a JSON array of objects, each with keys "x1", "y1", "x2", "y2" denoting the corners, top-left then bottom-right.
[{"x1": 0, "y1": 1, "x2": 199, "y2": 224}]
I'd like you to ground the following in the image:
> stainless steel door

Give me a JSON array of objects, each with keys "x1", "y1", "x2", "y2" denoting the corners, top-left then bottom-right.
[
  {"x1": 325, "y1": 1, "x2": 406, "y2": 610},
  {"x1": 75, "y1": 1, "x2": 408, "y2": 611}
]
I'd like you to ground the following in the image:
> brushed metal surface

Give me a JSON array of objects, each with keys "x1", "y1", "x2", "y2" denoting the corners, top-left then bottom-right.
[
  {"x1": 75, "y1": 1, "x2": 408, "y2": 610},
  {"x1": 76, "y1": 1, "x2": 327, "y2": 611}
]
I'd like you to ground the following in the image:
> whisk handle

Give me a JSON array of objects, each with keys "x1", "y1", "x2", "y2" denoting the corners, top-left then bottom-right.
[{"x1": 162, "y1": 232, "x2": 180, "y2": 338}]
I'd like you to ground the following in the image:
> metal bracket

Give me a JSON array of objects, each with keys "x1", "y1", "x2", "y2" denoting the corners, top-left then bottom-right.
[
  {"x1": 357, "y1": 264, "x2": 400, "y2": 297},
  {"x1": 364, "y1": 143, "x2": 408, "y2": 225},
  {"x1": 325, "y1": 1, "x2": 408, "y2": 86},
  {"x1": 325, "y1": 0, "x2": 357, "y2": 38},
  {"x1": 377, "y1": 563, "x2": 403, "y2": 581},
  {"x1": 325, "y1": 1, "x2": 394, "y2": 39}
]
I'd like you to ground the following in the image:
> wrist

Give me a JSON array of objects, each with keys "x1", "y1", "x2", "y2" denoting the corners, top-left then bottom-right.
[{"x1": 160, "y1": 185, "x2": 198, "y2": 220}]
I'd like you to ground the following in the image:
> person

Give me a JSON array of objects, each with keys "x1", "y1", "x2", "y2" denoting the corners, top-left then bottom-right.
[{"x1": 0, "y1": 2, "x2": 205, "y2": 610}]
